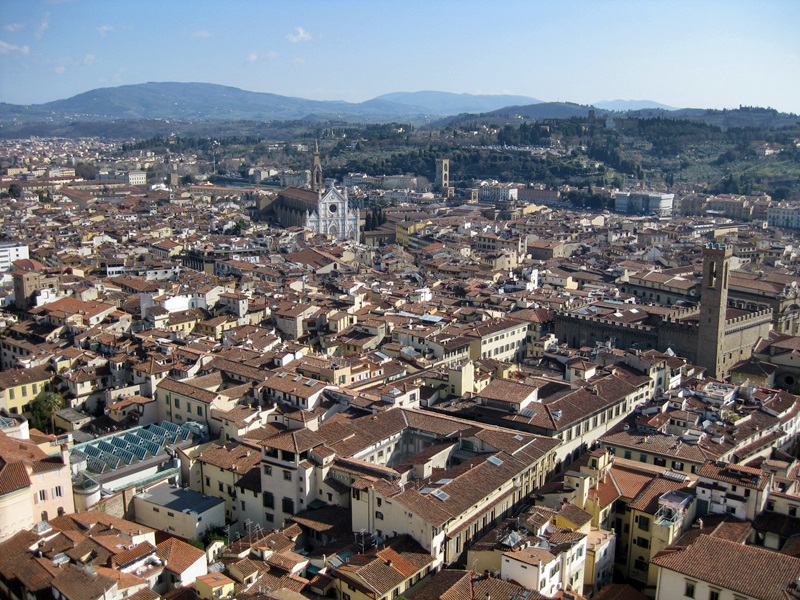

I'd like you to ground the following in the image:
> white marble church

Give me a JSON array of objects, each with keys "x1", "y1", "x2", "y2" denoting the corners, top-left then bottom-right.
[
  {"x1": 272, "y1": 143, "x2": 360, "y2": 243},
  {"x1": 303, "y1": 185, "x2": 360, "y2": 243}
]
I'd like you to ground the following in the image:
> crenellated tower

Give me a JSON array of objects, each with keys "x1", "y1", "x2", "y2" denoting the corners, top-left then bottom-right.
[{"x1": 696, "y1": 243, "x2": 732, "y2": 378}]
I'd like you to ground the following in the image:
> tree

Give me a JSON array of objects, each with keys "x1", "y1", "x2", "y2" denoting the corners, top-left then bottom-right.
[
  {"x1": 74, "y1": 162, "x2": 97, "y2": 180},
  {"x1": 29, "y1": 391, "x2": 64, "y2": 433},
  {"x1": 7, "y1": 183, "x2": 22, "y2": 198}
]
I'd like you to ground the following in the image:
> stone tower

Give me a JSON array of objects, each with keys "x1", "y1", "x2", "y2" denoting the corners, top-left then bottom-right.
[
  {"x1": 696, "y1": 243, "x2": 733, "y2": 378},
  {"x1": 311, "y1": 141, "x2": 323, "y2": 193},
  {"x1": 435, "y1": 158, "x2": 449, "y2": 191}
]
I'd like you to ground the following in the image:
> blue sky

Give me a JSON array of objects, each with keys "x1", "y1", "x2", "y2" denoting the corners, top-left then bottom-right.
[{"x1": 1, "y1": 0, "x2": 799, "y2": 113}]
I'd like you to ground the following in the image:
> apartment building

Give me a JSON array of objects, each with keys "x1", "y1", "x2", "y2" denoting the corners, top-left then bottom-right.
[
  {"x1": 133, "y1": 482, "x2": 225, "y2": 541},
  {"x1": 0, "y1": 366, "x2": 54, "y2": 416},
  {"x1": 467, "y1": 317, "x2": 528, "y2": 362},
  {"x1": 259, "y1": 408, "x2": 560, "y2": 567},
  {"x1": 651, "y1": 535, "x2": 800, "y2": 600},
  {"x1": 0, "y1": 431, "x2": 74, "y2": 541},
  {"x1": 181, "y1": 440, "x2": 263, "y2": 534},
  {"x1": 694, "y1": 461, "x2": 771, "y2": 521}
]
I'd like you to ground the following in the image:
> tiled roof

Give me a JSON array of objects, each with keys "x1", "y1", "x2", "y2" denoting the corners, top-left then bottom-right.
[
  {"x1": 558, "y1": 502, "x2": 593, "y2": 527},
  {"x1": 51, "y1": 564, "x2": 117, "y2": 600},
  {"x1": 0, "y1": 459, "x2": 31, "y2": 494},
  {"x1": 155, "y1": 538, "x2": 205, "y2": 575},
  {"x1": 651, "y1": 534, "x2": 800, "y2": 600},
  {"x1": 196, "y1": 441, "x2": 261, "y2": 472},
  {"x1": 697, "y1": 461, "x2": 770, "y2": 490}
]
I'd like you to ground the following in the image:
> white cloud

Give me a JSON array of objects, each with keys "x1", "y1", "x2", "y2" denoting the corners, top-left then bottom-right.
[
  {"x1": 192, "y1": 30, "x2": 210, "y2": 38},
  {"x1": 247, "y1": 50, "x2": 278, "y2": 63},
  {"x1": 54, "y1": 65, "x2": 66, "y2": 73},
  {"x1": 5, "y1": 23, "x2": 23, "y2": 33},
  {"x1": 83, "y1": 54, "x2": 96, "y2": 65},
  {"x1": 287, "y1": 26, "x2": 311, "y2": 43},
  {"x1": 96, "y1": 24, "x2": 114, "y2": 37},
  {"x1": 0, "y1": 40, "x2": 30, "y2": 55},
  {"x1": 36, "y1": 12, "x2": 50, "y2": 38}
]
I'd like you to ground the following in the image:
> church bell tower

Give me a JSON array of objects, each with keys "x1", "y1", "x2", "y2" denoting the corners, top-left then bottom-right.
[{"x1": 311, "y1": 141, "x2": 323, "y2": 193}]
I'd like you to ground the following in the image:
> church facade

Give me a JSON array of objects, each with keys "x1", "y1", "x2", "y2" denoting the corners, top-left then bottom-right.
[
  {"x1": 272, "y1": 144, "x2": 360, "y2": 243},
  {"x1": 303, "y1": 186, "x2": 360, "y2": 243}
]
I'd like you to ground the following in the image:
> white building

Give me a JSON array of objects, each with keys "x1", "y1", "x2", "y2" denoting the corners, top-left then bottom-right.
[
  {"x1": 304, "y1": 186, "x2": 360, "y2": 243},
  {"x1": 0, "y1": 243, "x2": 28, "y2": 273},
  {"x1": 768, "y1": 203, "x2": 800, "y2": 229},
  {"x1": 127, "y1": 170, "x2": 147, "y2": 186},
  {"x1": 133, "y1": 482, "x2": 225, "y2": 541},
  {"x1": 615, "y1": 191, "x2": 674, "y2": 216}
]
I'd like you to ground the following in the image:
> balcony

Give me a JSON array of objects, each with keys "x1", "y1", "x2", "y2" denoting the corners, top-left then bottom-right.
[{"x1": 654, "y1": 490, "x2": 693, "y2": 527}]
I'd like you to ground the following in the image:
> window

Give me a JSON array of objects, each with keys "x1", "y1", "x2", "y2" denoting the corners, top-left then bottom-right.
[
  {"x1": 636, "y1": 537, "x2": 650, "y2": 549},
  {"x1": 153, "y1": 507, "x2": 160, "y2": 512},
  {"x1": 53, "y1": 486, "x2": 63, "y2": 498},
  {"x1": 174, "y1": 398, "x2": 180, "y2": 408},
  {"x1": 672, "y1": 461, "x2": 684, "y2": 471},
  {"x1": 197, "y1": 405, "x2": 203, "y2": 416},
  {"x1": 263, "y1": 492, "x2": 274, "y2": 508},
  {"x1": 343, "y1": 594, "x2": 351, "y2": 600},
  {"x1": 376, "y1": 511, "x2": 384, "y2": 520},
  {"x1": 624, "y1": 450, "x2": 632, "y2": 460},
  {"x1": 167, "y1": 511, "x2": 174, "y2": 517},
  {"x1": 283, "y1": 470, "x2": 292, "y2": 481},
  {"x1": 709, "y1": 591, "x2": 720, "y2": 600},
  {"x1": 639, "y1": 453, "x2": 647, "y2": 462},
  {"x1": 282, "y1": 497, "x2": 294, "y2": 514},
  {"x1": 241, "y1": 501, "x2": 246, "y2": 511},
  {"x1": 265, "y1": 513, "x2": 274, "y2": 523},
  {"x1": 790, "y1": 506, "x2": 798, "y2": 517},
  {"x1": 653, "y1": 457, "x2": 666, "y2": 467},
  {"x1": 218, "y1": 482, "x2": 224, "y2": 492},
  {"x1": 377, "y1": 498, "x2": 382, "y2": 507},
  {"x1": 637, "y1": 515, "x2": 650, "y2": 532},
  {"x1": 38, "y1": 490, "x2": 47, "y2": 502},
  {"x1": 634, "y1": 556, "x2": 648, "y2": 571},
  {"x1": 263, "y1": 465, "x2": 272, "y2": 476}
]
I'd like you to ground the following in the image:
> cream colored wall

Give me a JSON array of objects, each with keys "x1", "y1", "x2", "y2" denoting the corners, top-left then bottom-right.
[{"x1": 0, "y1": 487, "x2": 34, "y2": 541}]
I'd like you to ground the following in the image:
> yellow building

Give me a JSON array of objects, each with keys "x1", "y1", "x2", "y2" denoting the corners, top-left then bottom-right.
[
  {"x1": 195, "y1": 573, "x2": 235, "y2": 599},
  {"x1": 0, "y1": 366, "x2": 54, "y2": 416}
]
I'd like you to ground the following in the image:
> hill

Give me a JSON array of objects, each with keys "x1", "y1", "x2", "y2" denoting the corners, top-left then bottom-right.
[
  {"x1": 593, "y1": 99, "x2": 676, "y2": 111},
  {"x1": 374, "y1": 91, "x2": 542, "y2": 115},
  {"x1": 0, "y1": 82, "x2": 428, "y2": 124}
]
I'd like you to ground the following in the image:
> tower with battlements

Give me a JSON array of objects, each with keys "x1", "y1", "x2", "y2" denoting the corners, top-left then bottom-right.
[{"x1": 697, "y1": 244, "x2": 732, "y2": 378}]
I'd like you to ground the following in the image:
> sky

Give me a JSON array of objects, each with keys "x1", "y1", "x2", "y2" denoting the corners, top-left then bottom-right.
[{"x1": 1, "y1": 0, "x2": 799, "y2": 113}]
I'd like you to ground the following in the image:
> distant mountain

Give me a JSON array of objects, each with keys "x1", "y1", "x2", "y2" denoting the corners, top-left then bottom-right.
[
  {"x1": 436, "y1": 102, "x2": 602, "y2": 127},
  {"x1": 0, "y1": 82, "x2": 430, "y2": 124},
  {"x1": 593, "y1": 99, "x2": 676, "y2": 111},
  {"x1": 0, "y1": 83, "x2": 796, "y2": 136},
  {"x1": 374, "y1": 91, "x2": 542, "y2": 115}
]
